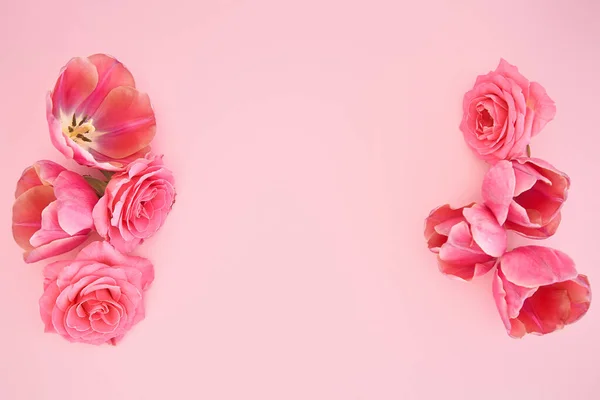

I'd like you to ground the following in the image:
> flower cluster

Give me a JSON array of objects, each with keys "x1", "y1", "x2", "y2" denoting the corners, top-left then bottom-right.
[
  {"x1": 425, "y1": 59, "x2": 590, "y2": 338},
  {"x1": 12, "y1": 54, "x2": 175, "y2": 345}
]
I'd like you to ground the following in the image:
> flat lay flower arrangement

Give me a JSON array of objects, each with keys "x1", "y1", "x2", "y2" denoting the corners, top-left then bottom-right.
[
  {"x1": 12, "y1": 54, "x2": 175, "y2": 345},
  {"x1": 425, "y1": 59, "x2": 591, "y2": 338}
]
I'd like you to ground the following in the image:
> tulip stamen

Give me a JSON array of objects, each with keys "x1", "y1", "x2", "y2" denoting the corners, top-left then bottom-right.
[{"x1": 63, "y1": 113, "x2": 96, "y2": 145}]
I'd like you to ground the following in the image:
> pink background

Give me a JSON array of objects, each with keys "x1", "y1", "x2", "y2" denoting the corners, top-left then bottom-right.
[{"x1": 1, "y1": 0, "x2": 599, "y2": 399}]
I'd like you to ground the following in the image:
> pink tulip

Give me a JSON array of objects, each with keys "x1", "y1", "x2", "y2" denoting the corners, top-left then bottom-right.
[
  {"x1": 460, "y1": 59, "x2": 556, "y2": 162},
  {"x1": 47, "y1": 54, "x2": 156, "y2": 171},
  {"x1": 493, "y1": 246, "x2": 591, "y2": 338},
  {"x1": 39, "y1": 241, "x2": 154, "y2": 345},
  {"x1": 482, "y1": 158, "x2": 569, "y2": 239},
  {"x1": 12, "y1": 161, "x2": 98, "y2": 263},
  {"x1": 424, "y1": 203, "x2": 507, "y2": 281}
]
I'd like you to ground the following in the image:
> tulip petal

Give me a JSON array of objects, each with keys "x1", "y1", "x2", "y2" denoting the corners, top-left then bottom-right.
[
  {"x1": 500, "y1": 246, "x2": 578, "y2": 289},
  {"x1": 51, "y1": 57, "x2": 98, "y2": 116},
  {"x1": 24, "y1": 235, "x2": 88, "y2": 264},
  {"x1": 15, "y1": 166, "x2": 42, "y2": 198},
  {"x1": 439, "y1": 221, "x2": 493, "y2": 264},
  {"x1": 75, "y1": 54, "x2": 135, "y2": 117},
  {"x1": 506, "y1": 212, "x2": 562, "y2": 239},
  {"x1": 424, "y1": 204, "x2": 472, "y2": 250},
  {"x1": 90, "y1": 86, "x2": 156, "y2": 159},
  {"x1": 12, "y1": 186, "x2": 56, "y2": 250},
  {"x1": 462, "y1": 204, "x2": 507, "y2": 257},
  {"x1": 438, "y1": 258, "x2": 495, "y2": 281},
  {"x1": 53, "y1": 171, "x2": 98, "y2": 236},
  {"x1": 29, "y1": 202, "x2": 70, "y2": 247},
  {"x1": 482, "y1": 161, "x2": 515, "y2": 225}
]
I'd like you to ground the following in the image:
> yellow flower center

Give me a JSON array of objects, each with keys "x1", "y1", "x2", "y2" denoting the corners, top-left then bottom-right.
[{"x1": 62, "y1": 113, "x2": 96, "y2": 145}]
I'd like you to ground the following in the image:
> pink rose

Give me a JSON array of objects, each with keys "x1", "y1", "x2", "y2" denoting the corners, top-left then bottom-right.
[
  {"x1": 47, "y1": 54, "x2": 156, "y2": 171},
  {"x1": 12, "y1": 161, "x2": 98, "y2": 263},
  {"x1": 460, "y1": 59, "x2": 556, "y2": 162},
  {"x1": 424, "y1": 203, "x2": 507, "y2": 281},
  {"x1": 493, "y1": 246, "x2": 591, "y2": 338},
  {"x1": 39, "y1": 241, "x2": 154, "y2": 345},
  {"x1": 482, "y1": 158, "x2": 569, "y2": 239},
  {"x1": 93, "y1": 154, "x2": 175, "y2": 253}
]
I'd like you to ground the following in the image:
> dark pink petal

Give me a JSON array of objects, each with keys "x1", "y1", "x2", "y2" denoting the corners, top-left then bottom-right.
[
  {"x1": 506, "y1": 212, "x2": 562, "y2": 239},
  {"x1": 15, "y1": 166, "x2": 43, "y2": 198},
  {"x1": 438, "y1": 258, "x2": 495, "y2": 281},
  {"x1": 424, "y1": 204, "x2": 470, "y2": 250},
  {"x1": 90, "y1": 86, "x2": 156, "y2": 159},
  {"x1": 51, "y1": 57, "x2": 98, "y2": 115},
  {"x1": 75, "y1": 54, "x2": 135, "y2": 117},
  {"x1": 482, "y1": 161, "x2": 515, "y2": 225},
  {"x1": 12, "y1": 186, "x2": 56, "y2": 251}
]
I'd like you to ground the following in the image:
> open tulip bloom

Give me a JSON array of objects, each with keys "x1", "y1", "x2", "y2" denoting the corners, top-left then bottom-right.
[{"x1": 47, "y1": 54, "x2": 156, "y2": 171}]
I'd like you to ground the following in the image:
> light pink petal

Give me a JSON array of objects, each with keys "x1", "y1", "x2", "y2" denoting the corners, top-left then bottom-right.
[
  {"x1": 482, "y1": 161, "x2": 515, "y2": 225},
  {"x1": 90, "y1": 86, "x2": 156, "y2": 159},
  {"x1": 35, "y1": 161, "x2": 67, "y2": 186},
  {"x1": 53, "y1": 171, "x2": 97, "y2": 235},
  {"x1": 12, "y1": 186, "x2": 56, "y2": 250},
  {"x1": 75, "y1": 54, "x2": 135, "y2": 117},
  {"x1": 76, "y1": 241, "x2": 154, "y2": 288},
  {"x1": 51, "y1": 57, "x2": 98, "y2": 115},
  {"x1": 492, "y1": 268, "x2": 512, "y2": 331},
  {"x1": 462, "y1": 204, "x2": 507, "y2": 257},
  {"x1": 512, "y1": 162, "x2": 544, "y2": 196},
  {"x1": 39, "y1": 283, "x2": 60, "y2": 332},
  {"x1": 439, "y1": 221, "x2": 493, "y2": 265},
  {"x1": 29, "y1": 202, "x2": 69, "y2": 247},
  {"x1": 499, "y1": 246, "x2": 578, "y2": 288},
  {"x1": 92, "y1": 195, "x2": 111, "y2": 238},
  {"x1": 528, "y1": 82, "x2": 557, "y2": 136},
  {"x1": 495, "y1": 59, "x2": 530, "y2": 94},
  {"x1": 42, "y1": 260, "x2": 72, "y2": 289},
  {"x1": 24, "y1": 235, "x2": 88, "y2": 264},
  {"x1": 66, "y1": 305, "x2": 92, "y2": 332}
]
